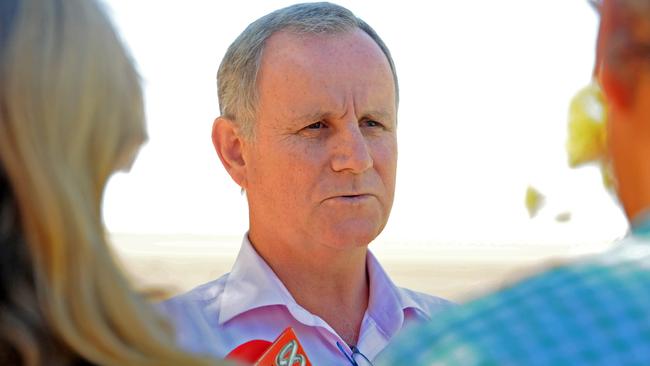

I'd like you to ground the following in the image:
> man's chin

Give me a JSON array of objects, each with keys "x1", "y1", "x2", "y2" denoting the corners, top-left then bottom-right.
[{"x1": 320, "y1": 221, "x2": 385, "y2": 250}]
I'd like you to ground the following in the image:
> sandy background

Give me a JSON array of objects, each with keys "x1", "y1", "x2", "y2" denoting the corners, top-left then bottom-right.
[{"x1": 111, "y1": 233, "x2": 614, "y2": 303}]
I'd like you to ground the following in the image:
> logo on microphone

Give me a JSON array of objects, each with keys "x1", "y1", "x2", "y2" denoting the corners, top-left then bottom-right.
[
  {"x1": 276, "y1": 340, "x2": 306, "y2": 366},
  {"x1": 231, "y1": 327, "x2": 312, "y2": 366}
]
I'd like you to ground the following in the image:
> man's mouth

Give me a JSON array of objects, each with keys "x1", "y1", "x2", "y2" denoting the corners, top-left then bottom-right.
[{"x1": 323, "y1": 194, "x2": 374, "y2": 203}]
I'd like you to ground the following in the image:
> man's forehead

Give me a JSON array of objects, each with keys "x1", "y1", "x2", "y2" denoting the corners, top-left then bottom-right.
[
  {"x1": 254, "y1": 28, "x2": 397, "y2": 130},
  {"x1": 260, "y1": 32, "x2": 394, "y2": 91},
  {"x1": 261, "y1": 28, "x2": 389, "y2": 72}
]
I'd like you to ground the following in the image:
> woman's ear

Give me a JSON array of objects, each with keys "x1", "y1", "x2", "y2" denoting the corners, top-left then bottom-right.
[{"x1": 212, "y1": 116, "x2": 248, "y2": 189}]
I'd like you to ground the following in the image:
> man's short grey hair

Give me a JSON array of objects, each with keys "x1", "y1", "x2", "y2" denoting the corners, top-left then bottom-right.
[{"x1": 217, "y1": 2, "x2": 399, "y2": 138}]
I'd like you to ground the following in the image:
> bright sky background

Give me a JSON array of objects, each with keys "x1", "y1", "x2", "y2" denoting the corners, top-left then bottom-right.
[{"x1": 102, "y1": 1, "x2": 628, "y2": 246}]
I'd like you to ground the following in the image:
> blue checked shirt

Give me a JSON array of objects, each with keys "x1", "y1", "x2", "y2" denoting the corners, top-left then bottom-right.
[{"x1": 377, "y1": 231, "x2": 650, "y2": 366}]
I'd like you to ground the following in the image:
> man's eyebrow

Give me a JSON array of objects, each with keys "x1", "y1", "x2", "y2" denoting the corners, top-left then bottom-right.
[
  {"x1": 363, "y1": 110, "x2": 395, "y2": 122},
  {"x1": 289, "y1": 111, "x2": 326, "y2": 125},
  {"x1": 288, "y1": 109, "x2": 395, "y2": 124}
]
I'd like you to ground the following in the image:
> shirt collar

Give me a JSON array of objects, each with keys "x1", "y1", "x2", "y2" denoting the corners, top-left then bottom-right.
[
  {"x1": 218, "y1": 235, "x2": 296, "y2": 325},
  {"x1": 365, "y1": 251, "x2": 432, "y2": 338},
  {"x1": 218, "y1": 235, "x2": 432, "y2": 333}
]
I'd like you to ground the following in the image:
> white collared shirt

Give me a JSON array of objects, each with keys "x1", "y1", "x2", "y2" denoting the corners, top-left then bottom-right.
[{"x1": 158, "y1": 236, "x2": 453, "y2": 364}]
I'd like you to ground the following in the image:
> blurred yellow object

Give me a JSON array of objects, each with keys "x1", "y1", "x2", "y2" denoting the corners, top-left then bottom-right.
[
  {"x1": 599, "y1": 160, "x2": 615, "y2": 190},
  {"x1": 566, "y1": 79, "x2": 614, "y2": 191},
  {"x1": 526, "y1": 81, "x2": 611, "y2": 221},
  {"x1": 555, "y1": 211, "x2": 572, "y2": 223},
  {"x1": 566, "y1": 80, "x2": 607, "y2": 168},
  {"x1": 525, "y1": 186, "x2": 545, "y2": 218}
]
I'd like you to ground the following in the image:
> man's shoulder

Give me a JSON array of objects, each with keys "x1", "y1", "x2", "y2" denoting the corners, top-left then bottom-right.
[
  {"x1": 380, "y1": 255, "x2": 650, "y2": 365},
  {"x1": 156, "y1": 273, "x2": 233, "y2": 356},
  {"x1": 159, "y1": 272, "x2": 231, "y2": 320}
]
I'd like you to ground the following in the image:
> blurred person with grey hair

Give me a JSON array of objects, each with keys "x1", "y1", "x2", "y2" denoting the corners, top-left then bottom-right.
[
  {"x1": 377, "y1": 0, "x2": 650, "y2": 365},
  {"x1": 160, "y1": 2, "x2": 452, "y2": 364}
]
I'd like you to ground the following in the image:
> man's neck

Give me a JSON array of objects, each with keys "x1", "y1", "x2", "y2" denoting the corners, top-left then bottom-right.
[
  {"x1": 611, "y1": 108, "x2": 650, "y2": 221},
  {"x1": 248, "y1": 230, "x2": 370, "y2": 345}
]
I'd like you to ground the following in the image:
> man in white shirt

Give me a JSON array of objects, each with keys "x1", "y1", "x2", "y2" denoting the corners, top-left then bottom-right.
[{"x1": 160, "y1": 2, "x2": 451, "y2": 364}]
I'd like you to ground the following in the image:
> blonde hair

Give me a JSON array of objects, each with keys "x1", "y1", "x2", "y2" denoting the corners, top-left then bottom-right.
[{"x1": 0, "y1": 0, "x2": 220, "y2": 365}]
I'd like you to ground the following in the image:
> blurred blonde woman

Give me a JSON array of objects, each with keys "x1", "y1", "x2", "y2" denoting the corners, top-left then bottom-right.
[{"x1": 0, "y1": 0, "x2": 225, "y2": 365}]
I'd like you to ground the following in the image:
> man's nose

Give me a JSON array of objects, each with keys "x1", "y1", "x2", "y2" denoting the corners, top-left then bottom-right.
[{"x1": 330, "y1": 124, "x2": 373, "y2": 174}]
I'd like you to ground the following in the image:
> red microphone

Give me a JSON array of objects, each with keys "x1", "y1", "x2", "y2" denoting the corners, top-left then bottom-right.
[
  {"x1": 225, "y1": 327, "x2": 312, "y2": 366},
  {"x1": 226, "y1": 339, "x2": 273, "y2": 364}
]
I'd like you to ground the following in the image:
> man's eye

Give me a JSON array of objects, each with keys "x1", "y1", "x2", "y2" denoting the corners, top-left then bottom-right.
[
  {"x1": 363, "y1": 120, "x2": 382, "y2": 128},
  {"x1": 306, "y1": 121, "x2": 326, "y2": 129}
]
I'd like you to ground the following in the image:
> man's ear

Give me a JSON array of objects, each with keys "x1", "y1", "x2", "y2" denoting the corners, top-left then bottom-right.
[
  {"x1": 599, "y1": 63, "x2": 633, "y2": 112},
  {"x1": 212, "y1": 116, "x2": 248, "y2": 189}
]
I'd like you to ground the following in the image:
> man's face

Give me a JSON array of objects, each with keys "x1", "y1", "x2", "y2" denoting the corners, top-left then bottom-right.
[{"x1": 243, "y1": 29, "x2": 397, "y2": 250}]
